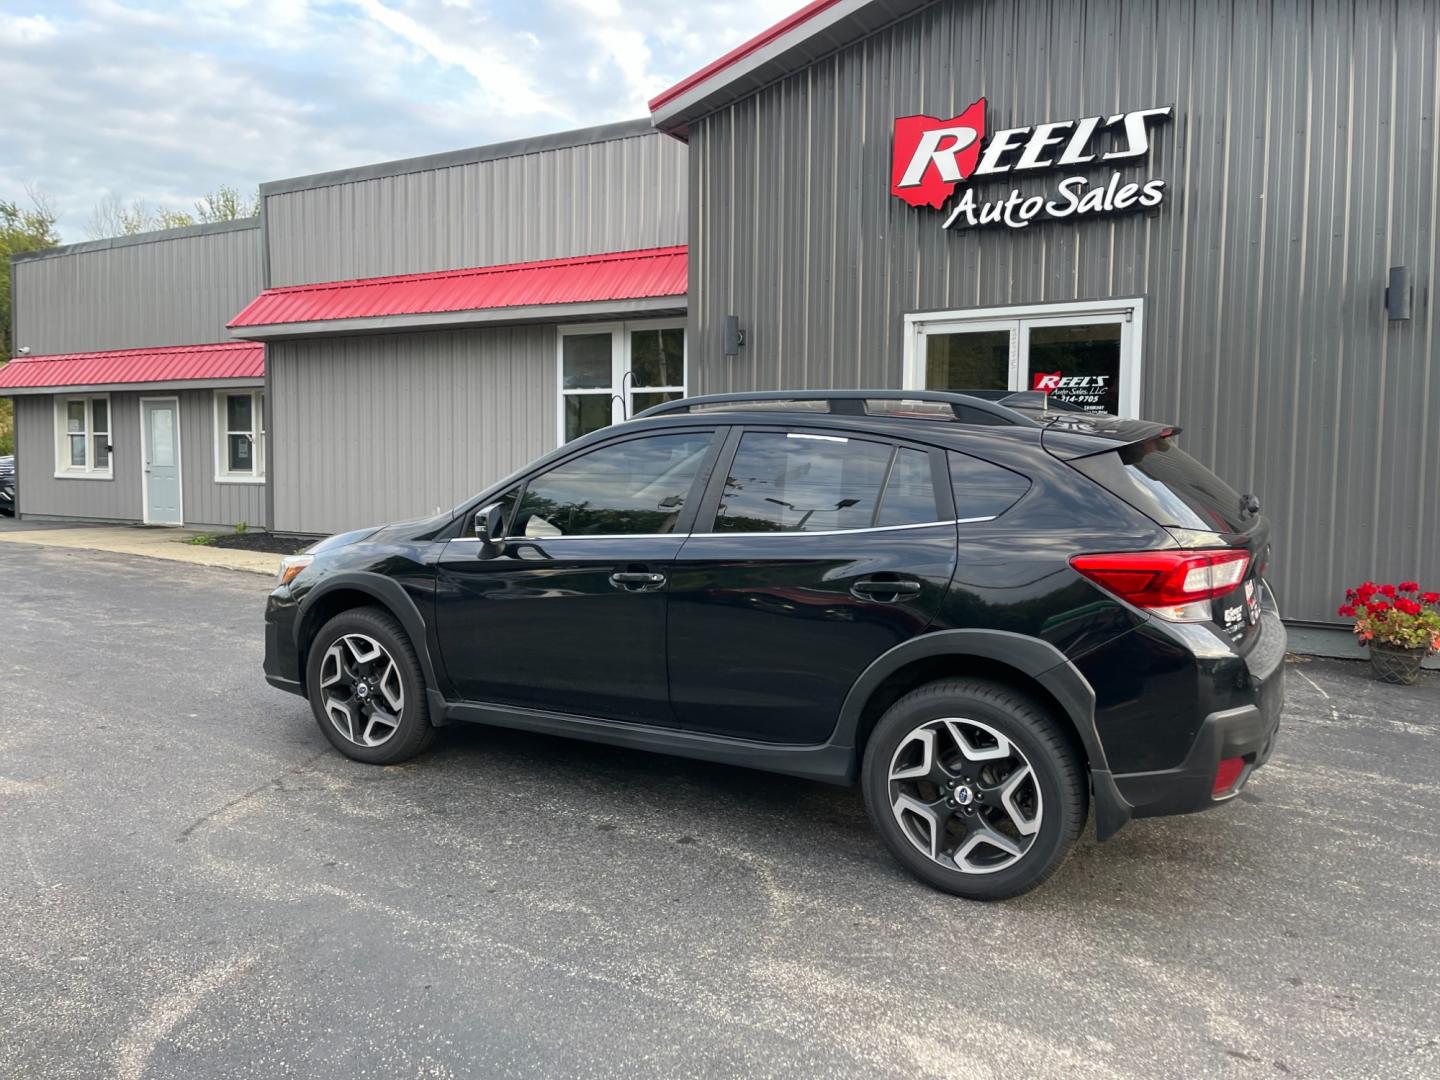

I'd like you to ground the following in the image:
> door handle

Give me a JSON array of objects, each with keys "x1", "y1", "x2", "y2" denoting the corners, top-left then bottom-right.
[
  {"x1": 609, "y1": 571, "x2": 666, "y2": 593},
  {"x1": 851, "y1": 578, "x2": 923, "y2": 602}
]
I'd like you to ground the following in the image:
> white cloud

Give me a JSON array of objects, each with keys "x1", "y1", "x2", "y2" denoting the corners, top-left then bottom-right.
[
  {"x1": 0, "y1": 0, "x2": 795, "y2": 241},
  {"x1": 348, "y1": 0, "x2": 565, "y2": 119}
]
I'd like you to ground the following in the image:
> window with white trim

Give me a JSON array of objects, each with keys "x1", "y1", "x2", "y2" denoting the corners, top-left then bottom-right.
[
  {"x1": 54, "y1": 395, "x2": 112, "y2": 477},
  {"x1": 214, "y1": 390, "x2": 265, "y2": 481},
  {"x1": 558, "y1": 321, "x2": 686, "y2": 444}
]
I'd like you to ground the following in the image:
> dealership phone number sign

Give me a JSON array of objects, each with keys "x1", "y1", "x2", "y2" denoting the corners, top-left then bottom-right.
[{"x1": 891, "y1": 98, "x2": 1173, "y2": 230}]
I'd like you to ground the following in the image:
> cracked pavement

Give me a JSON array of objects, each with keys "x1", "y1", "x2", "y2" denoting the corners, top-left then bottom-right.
[{"x1": 1, "y1": 544, "x2": 1437, "y2": 1079}]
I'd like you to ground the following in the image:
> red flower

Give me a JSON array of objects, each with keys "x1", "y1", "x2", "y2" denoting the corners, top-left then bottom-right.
[
  {"x1": 1400, "y1": 581, "x2": 1420, "y2": 592},
  {"x1": 1337, "y1": 604, "x2": 1357, "y2": 618},
  {"x1": 1368, "y1": 601, "x2": 1391, "y2": 616},
  {"x1": 1345, "y1": 588, "x2": 1358, "y2": 601},
  {"x1": 1380, "y1": 584, "x2": 1398, "y2": 598},
  {"x1": 1423, "y1": 592, "x2": 1440, "y2": 605},
  {"x1": 1356, "y1": 582, "x2": 1378, "y2": 601},
  {"x1": 1395, "y1": 598, "x2": 1423, "y2": 616}
]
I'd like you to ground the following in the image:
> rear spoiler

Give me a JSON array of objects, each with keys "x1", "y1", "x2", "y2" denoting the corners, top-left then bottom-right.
[{"x1": 1035, "y1": 414, "x2": 1181, "y2": 460}]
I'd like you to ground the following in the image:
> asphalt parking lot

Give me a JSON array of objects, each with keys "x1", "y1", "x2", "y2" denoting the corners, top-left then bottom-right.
[{"x1": 2, "y1": 545, "x2": 1437, "y2": 1080}]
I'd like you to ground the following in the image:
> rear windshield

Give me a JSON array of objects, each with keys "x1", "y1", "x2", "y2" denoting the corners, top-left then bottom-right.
[{"x1": 1073, "y1": 437, "x2": 1252, "y2": 533}]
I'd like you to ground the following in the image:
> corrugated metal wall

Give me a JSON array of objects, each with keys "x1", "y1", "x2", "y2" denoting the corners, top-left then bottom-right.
[
  {"x1": 14, "y1": 390, "x2": 266, "y2": 528},
  {"x1": 269, "y1": 327, "x2": 557, "y2": 534},
  {"x1": 14, "y1": 393, "x2": 140, "y2": 521},
  {"x1": 12, "y1": 222, "x2": 263, "y2": 355},
  {"x1": 687, "y1": 0, "x2": 1440, "y2": 623},
  {"x1": 265, "y1": 132, "x2": 688, "y2": 286}
]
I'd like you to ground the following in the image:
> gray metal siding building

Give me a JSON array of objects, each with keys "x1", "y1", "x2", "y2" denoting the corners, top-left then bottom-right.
[
  {"x1": 268, "y1": 328, "x2": 556, "y2": 535},
  {"x1": 242, "y1": 121, "x2": 688, "y2": 536},
  {"x1": 263, "y1": 120, "x2": 688, "y2": 288},
  {"x1": 654, "y1": 0, "x2": 1440, "y2": 624},
  {"x1": 13, "y1": 219, "x2": 263, "y2": 353},
  {"x1": 7, "y1": 0, "x2": 1433, "y2": 629},
  {"x1": 6, "y1": 220, "x2": 267, "y2": 529}
]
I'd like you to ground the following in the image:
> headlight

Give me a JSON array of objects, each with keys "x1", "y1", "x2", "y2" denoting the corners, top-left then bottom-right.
[{"x1": 276, "y1": 554, "x2": 314, "y2": 587}]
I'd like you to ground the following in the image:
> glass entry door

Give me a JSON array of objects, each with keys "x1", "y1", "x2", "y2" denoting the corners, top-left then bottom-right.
[
  {"x1": 905, "y1": 301, "x2": 1141, "y2": 417},
  {"x1": 921, "y1": 320, "x2": 1016, "y2": 396}
]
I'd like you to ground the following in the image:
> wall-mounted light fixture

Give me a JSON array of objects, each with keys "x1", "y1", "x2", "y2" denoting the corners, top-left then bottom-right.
[
  {"x1": 1385, "y1": 266, "x2": 1413, "y2": 321},
  {"x1": 723, "y1": 315, "x2": 745, "y2": 357}
]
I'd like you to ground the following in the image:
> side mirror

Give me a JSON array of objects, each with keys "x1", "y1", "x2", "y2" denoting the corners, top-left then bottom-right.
[{"x1": 473, "y1": 502, "x2": 506, "y2": 554}]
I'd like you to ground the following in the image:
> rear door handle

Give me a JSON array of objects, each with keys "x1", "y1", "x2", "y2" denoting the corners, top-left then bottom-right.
[
  {"x1": 851, "y1": 578, "x2": 923, "y2": 602},
  {"x1": 609, "y1": 571, "x2": 666, "y2": 593}
]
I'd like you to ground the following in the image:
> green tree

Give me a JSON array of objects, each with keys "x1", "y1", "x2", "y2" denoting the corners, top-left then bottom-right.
[
  {"x1": 88, "y1": 184, "x2": 259, "y2": 239},
  {"x1": 0, "y1": 193, "x2": 61, "y2": 455},
  {"x1": 194, "y1": 185, "x2": 260, "y2": 223}
]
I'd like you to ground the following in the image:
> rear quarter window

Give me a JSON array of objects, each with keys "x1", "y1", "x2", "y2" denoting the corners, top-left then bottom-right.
[
  {"x1": 948, "y1": 451, "x2": 1031, "y2": 520},
  {"x1": 1075, "y1": 438, "x2": 1250, "y2": 533}
]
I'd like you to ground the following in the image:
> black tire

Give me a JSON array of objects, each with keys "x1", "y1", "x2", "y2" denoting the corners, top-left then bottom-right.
[
  {"x1": 861, "y1": 678, "x2": 1087, "y2": 901},
  {"x1": 305, "y1": 606, "x2": 435, "y2": 765}
]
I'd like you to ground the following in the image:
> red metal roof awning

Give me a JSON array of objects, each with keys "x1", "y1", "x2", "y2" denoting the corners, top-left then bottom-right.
[
  {"x1": 0, "y1": 341, "x2": 263, "y2": 394},
  {"x1": 229, "y1": 246, "x2": 688, "y2": 337}
]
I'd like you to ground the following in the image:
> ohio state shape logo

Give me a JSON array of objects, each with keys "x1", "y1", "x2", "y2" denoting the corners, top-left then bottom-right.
[{"x1": 890, "y1": 98, "x2": 987, "y2": 209}]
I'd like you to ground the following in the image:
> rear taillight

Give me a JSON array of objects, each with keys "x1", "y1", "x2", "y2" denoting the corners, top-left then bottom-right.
[
  {"x1": 1212, "y1": 756, "x2": 1246, "y2": 798},
  {"x1": 1069, "y1": 549, "x2": 1251, "y2": 623}
]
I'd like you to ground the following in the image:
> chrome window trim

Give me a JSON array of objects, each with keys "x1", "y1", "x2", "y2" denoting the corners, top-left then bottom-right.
[
  {"x1": 689, "y1": 516, "x2": 993, "y2": 538},
  {"x1": 446, "y1": 516, "x2": 994, "y2": 544}
]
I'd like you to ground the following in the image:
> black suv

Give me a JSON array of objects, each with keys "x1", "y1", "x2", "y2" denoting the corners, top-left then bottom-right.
[{"x1": 264, "y1": 390, "x2": 1284, "y2": 900}]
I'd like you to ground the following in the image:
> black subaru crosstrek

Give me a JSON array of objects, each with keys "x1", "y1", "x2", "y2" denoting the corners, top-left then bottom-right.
[{"x1": 264, "y1": 390, "x2": 1284, "y2": 900}]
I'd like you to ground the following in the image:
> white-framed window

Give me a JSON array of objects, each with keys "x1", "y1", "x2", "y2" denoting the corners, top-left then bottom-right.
[
  {"x1": 557, "y1": 320, "x2": 686, "y2": 444},
  {"x1": 54, "y1": 395, "x2": 112, "y2": 478},
  {"x1": 901, "y1": 298, "x2": 1143, "y2": 418},
  {"x1": 214, "y1": 390, "x2": 265, "y2": 482}
]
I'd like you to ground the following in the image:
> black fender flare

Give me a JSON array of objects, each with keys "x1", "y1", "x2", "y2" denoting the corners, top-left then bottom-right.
[
  {"x1": 296, "y1": 572, "x2": 447, "y2": 712},
  {"x1": 835, "y1": 629, "x2": 1133, "y2": 840}
]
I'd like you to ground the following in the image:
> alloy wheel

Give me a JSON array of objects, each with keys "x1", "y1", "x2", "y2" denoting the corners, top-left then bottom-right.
[
  {"x1": 887, "y1": 717, "x2": 1044, "y2": 874},
  {"x1": 318, "y1": 633, "x2": 405, "y2": 748}
]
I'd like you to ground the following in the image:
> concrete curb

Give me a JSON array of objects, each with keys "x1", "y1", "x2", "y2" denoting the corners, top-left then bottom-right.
[{"x1": 0, "y1": 525, "x2": 280, "y2": 577}]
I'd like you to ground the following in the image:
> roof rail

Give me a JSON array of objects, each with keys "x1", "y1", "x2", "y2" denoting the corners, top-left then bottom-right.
[{"x1": 633, "y1": 389, "x2": 1043, "y2": 426}]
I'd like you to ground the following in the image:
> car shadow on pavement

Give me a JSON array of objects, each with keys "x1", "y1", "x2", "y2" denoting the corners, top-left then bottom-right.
[{"x1": 409, "y1": 717, "x2": 1257, "y2": 912}]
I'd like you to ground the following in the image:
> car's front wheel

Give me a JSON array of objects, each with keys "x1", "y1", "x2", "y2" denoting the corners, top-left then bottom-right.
[
  {"x1": 861, "y1": 678, "x2": 1087, "y2": 900},
  {"x1": 305, "y1": 607, "x2": 435, "y2": 764}
]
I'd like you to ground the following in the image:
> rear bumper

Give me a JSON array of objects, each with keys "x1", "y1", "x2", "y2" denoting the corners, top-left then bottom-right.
[{"x1": 1114, "y1": 664, "x2": 1284, "y2": 817}]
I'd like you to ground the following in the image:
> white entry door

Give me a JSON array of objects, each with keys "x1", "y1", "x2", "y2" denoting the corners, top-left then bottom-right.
[
  {"x1": 141, "y1": 398, "x2": 183, "y2": 525},
  {"x1": 903, "y1": 299, "x2": 1143, "y2": 417}
]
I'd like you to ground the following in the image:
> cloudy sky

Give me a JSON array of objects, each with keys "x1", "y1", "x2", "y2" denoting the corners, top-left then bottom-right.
[{"x1": 1, "y1": 0, "x2": 791, "y2": 241}]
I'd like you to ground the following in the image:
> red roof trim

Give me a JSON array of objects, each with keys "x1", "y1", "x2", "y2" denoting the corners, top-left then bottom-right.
[
  {"x1": 648, "y1": 0, "x2": 844, "y2": 112},
  {"x1": 0, "y1": 341, "x2": 263, "y2": 391},
  {"x1": 228, "y1": 245, "x2": 688, "y2": 329}
]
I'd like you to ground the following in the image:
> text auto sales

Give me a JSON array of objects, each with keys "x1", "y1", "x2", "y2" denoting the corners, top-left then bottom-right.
[{"x1": 890, "y1": 100, "x2": 1175, "y2": 230}]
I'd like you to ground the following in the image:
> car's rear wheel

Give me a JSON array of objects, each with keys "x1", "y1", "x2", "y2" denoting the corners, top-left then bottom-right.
[
  {"x1": 862, "y1": 678, "x2": 1087, "y2": 900},
  {"x1": 305, "y1": 607, "x2": 434, "y2": 764}
]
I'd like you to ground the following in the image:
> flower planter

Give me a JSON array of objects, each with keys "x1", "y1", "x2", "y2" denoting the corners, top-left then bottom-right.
[{"x1": 1368, "y1": 642, "x2": 1428, "y2": 685}]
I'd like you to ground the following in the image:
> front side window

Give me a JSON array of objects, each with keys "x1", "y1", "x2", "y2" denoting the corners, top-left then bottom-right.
[
  {"x1": 713, "y1": 432, "x2": 940, "y2": 533},
  {"x1": 55, "y1": 395, "x2": 111, "y2": 476},
  {"x1": 512, "y1": 432, "x2": 713, "y2": 538},
  {"x1": 559, "y1": 323, "x2": 686, "y2": 443},
  {"x1": 215, "y1": 391, "x2": 265, "y2": 481}
]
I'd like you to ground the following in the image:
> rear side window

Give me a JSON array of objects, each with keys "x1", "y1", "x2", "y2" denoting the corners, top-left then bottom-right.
[
  {"x1": 949, "y1": 451, "x2": 1031, "y2": 520},
  {"x1": 714, "y1": 432, "x2": 939, "y2": 533},
  {"x1": 876, "y1": 448, "x2": 938, "y2": 527},
  {"x1": 1075, "y1": 437, "x2": 1250, "y2": 533},
  {"x1": 512, "y1": 432, "x2": 713, "y2": 537}
]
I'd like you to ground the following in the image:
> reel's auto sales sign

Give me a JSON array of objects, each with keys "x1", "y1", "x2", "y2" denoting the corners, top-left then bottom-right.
[{"x1": 891, "y1": 98, "x2": 1173, "y2": 230}]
